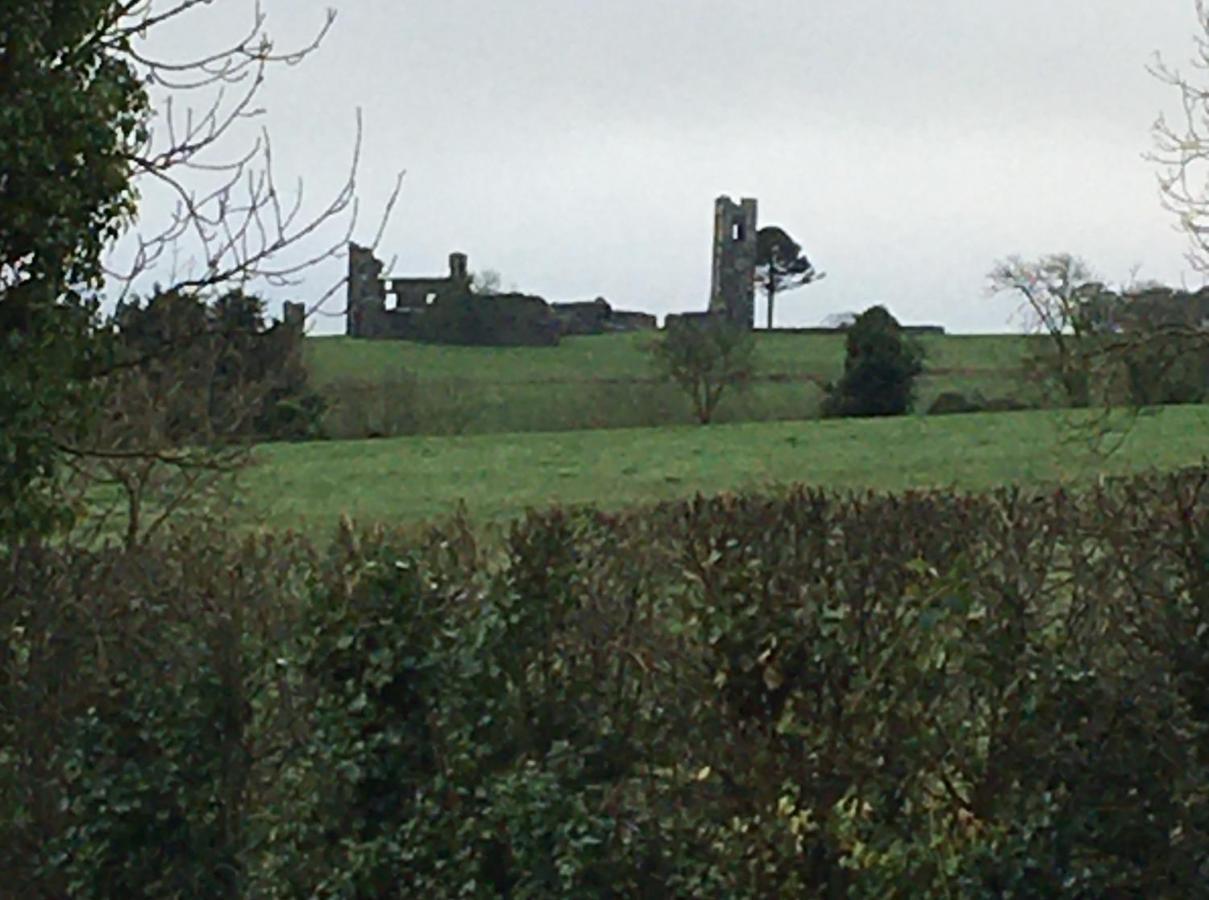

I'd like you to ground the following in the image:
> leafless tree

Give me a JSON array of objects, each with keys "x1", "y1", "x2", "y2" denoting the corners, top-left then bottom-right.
[
  {"x1": 647, "y1": 316, "x2": 757, "y2": 424},
  {"x1": 59, "y1": 2, "x2": 404, "y2": 540},
  {"x1": 103, "y1": 1, "x2": 402, "y2": 314},
  {"x1": 987, "y1": 253, "x2": 1108, "y2": 408},
  {"x1": 1150, "y1": 0, "x2": 1209, "y2": 279},
  {"x1": 1144, "y1": 1, "x2": 1209, "y2": 380},
  {"x1": 988, "y1": 251, "x2": 1209, "y2": 461},
  {"x1": 66, "y1": 350, "x2": 258, "y2": 550}
]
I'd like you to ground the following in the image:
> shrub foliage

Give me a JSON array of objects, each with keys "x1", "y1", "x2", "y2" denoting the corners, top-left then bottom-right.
[
  {"x1": 113, "y1": 288, "x2": 326, "y2": 442},
  {"x1": 824, "y1": 306, "x2": 924, "y2": 418},
  {"x1": 647, "y1": 315, "x2": 757, "y2": 424},
  {"x1": 5, "y1": 469, "x2": 1209, "y2": 896}
]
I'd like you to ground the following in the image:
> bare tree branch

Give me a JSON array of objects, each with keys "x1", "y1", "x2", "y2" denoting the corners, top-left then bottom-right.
[
  {"x1": 103, "y1": 3, "x2": 400, "y2": 315},
  {"x1": 1148, "y1": 0, "x2": 1209, "y2": 277}
]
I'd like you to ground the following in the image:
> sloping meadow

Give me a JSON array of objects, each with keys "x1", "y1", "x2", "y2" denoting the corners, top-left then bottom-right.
[{"x1": 4, "y1": 466, "x2": 1209, "y2": 897}]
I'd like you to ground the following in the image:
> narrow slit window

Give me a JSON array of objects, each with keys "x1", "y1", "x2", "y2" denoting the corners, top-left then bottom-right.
[
  {"x1": 425, "y1": 292, "x2": 437, "y2": 306},
  {"x1": 732, "y1": 222, "x2": 745, "y2": 241}
]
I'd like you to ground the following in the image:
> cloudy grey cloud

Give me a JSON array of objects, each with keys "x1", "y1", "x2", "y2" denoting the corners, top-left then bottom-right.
[{"x1": 129, "y1": 1, "x2": 1207, "y2": 333}]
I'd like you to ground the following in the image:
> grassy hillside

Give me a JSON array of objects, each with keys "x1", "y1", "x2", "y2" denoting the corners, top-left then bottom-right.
[
  {"x1": 305, "y1": 331, "x2": 1038, "y2": 385},
  {"x1": 240, "y1": 404, "x2": 1209, "y2": 538},
  {"x1": 304, "y1": 331, "x2": 1047, "y2": 437}
]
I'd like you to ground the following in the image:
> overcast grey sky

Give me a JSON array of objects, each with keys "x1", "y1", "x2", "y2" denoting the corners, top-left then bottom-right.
[{"x1": 131, "y1": 1, "x2": 1209, "y2": 333}]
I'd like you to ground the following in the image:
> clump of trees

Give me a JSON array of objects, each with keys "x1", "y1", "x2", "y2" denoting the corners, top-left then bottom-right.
[
  {"x1": 0, "y1": 1, "x2": 399, "y2": 548},
  {"x1": 111, "y1": 288, "x2": 325, "y2": 442},
  {"x1": 822, "y1": 306, "x2": 924, "y2": 418},
  {"x1": 987, "y1": 254, "x2": 1100, "y2": 408},
  {"x1": 1121, "y1": 329, "x2": 1209, "y2": 405},
  {"x1": 647, "y1": 314, "x2": 757, "y2": 424},
  {"x1": 65, "y1": 288, "x2": 326, "y2": 548},
  {"x1": 988, "y1": 253, "x2": 1209, "y2": 410}
]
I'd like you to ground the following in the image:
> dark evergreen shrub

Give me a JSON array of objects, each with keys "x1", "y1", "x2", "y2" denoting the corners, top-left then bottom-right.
[
  {"x1": 822, "y1": 305, "x2": 924, "y2": 417},
  {"x1": 112, "y1": 288, "x2": 327, "y2": 441}
]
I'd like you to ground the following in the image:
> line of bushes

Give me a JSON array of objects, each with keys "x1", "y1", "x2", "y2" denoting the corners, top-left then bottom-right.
[{"x1": 4, "y1": 467, "x2": 1209, "y2": 896}]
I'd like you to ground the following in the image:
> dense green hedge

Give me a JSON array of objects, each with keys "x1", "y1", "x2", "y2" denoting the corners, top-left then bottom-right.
[{"x1": 4, "y1": 467, "x2": 1209, "y2": 896}]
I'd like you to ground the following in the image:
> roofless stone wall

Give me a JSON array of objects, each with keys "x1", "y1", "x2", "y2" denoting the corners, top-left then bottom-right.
[
  {"x1": 345, "y1": 243, "x2": 655, "y2": 345},
  {"x1": 708, "y1": 196, "x2": 758, "y2": 328}
]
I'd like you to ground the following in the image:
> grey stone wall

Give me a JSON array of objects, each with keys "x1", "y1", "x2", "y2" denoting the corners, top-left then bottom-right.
[
  {"x1": 346, "y1": 243, "x2": 387, "y2": 337},
  {"x1": 550, "y1": 298, "x2": 612, "y2": 335},
  {"x1": 424, "y1": 289, "x2": 561, "y2": 346},
  {"x1": 607, "y1": 310, "x2": 657, "y2": 331},
  {"x1": 346, "y1": 245, "x2": 470, "y2": 340},
  {"x1": 708, "y1": 196, "x2": 758, "y2": 328},
  {"x1": 282, "y1": 301, "x2": 306, "y2": 334},
  {"x1": 663, "y1": 310, "x2": 727, "y2": 330},
  {"x1": 550, "y1": 298, "x2": 657, "y2": 335},
  {"x1": 346, "y1": 243, "x2": 657, "y2": 343}
]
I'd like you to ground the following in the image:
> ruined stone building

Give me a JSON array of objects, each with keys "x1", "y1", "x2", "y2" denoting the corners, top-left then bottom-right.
[
  {"x1": 664, "y1": 195, "x2": 760, "y2": 332},
  {"x1": 346, "y1": 243, "x2": 472, "y2": 340},
  {"x1": 661, "y1": 195, "x2": 945, "y2": 335},
  {"x1": 282, "y1": 301, "x2": 306, "y2": 333},
  {"x1": 708, "y1": 196, "x2": 759, "y2": 327},
  {"x1": 551, "y1": 297, "x2": 658, "y2": 335},
  {"x1": 344, "y1": 242, "x2": 655, "y2": 345}
]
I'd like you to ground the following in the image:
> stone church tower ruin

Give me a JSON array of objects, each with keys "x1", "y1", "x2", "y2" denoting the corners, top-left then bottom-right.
[{"x1": 708, "y1": 196, "x2": 758, "y2": 328}]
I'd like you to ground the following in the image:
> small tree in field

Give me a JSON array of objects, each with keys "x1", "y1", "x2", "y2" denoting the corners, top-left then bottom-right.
[
  {"x1": 648, "y1": 315, "x2": 757, "y2": 424},
  {"x1": 823, "y1": 306, "x2": 924, "y2": 417}
]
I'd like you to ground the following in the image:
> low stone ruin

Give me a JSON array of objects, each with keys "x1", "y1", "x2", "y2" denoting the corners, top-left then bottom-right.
[
  {"x1": 549, "y1": 297, "x2": 656, "y2": 335},
  {"x1": 346, "y1": 244, "x2": 471, "y2": 341},
  {"x1": 345, "y1": 243, "x2": 655, "y2": 346}
]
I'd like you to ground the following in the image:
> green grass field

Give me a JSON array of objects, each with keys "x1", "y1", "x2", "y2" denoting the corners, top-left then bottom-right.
[
  {"x1": 304, "y1": 332, "x2": 1049, "y2": 438},
  {"x1": 305, "y1": 331, "x2": 1039, "y2": 386},
  {"x1": 240, "y1": 404, "x2": 1209, "y2": 539}
]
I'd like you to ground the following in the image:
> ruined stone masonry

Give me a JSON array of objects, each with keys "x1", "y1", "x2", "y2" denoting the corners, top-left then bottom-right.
[
  {"x1": 282, "y1": 301, "x2": 305, "y2": 333},
  {"x1": 708, "y1": 196, "x2": 758, "y2": 328},
  {"x1": 664, "y1": 195, "x2": 759, "y2": 332},
  {"x1": 665, "y1": 194, "x2": 945, "y2": 335},
  {"x1": 346, "y1": 243, "x2": 472, "y2": 340},
  {"x1": 345, "y1": 243, "x2": 655, "y2": 345}
]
